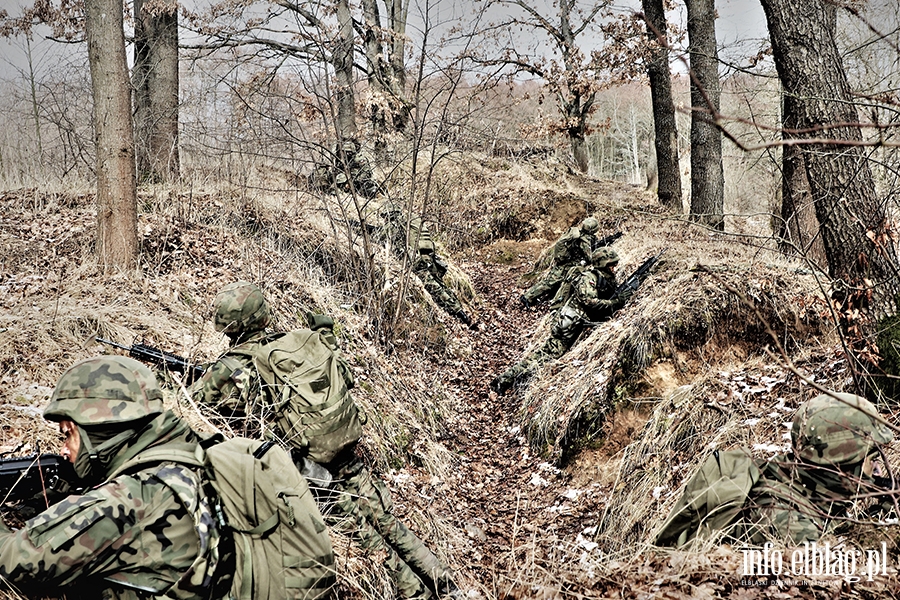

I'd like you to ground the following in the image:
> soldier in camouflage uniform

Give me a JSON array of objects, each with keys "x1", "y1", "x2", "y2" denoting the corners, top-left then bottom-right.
[
  {"x1": 0, "y1": 356, "x2": 228, "y2": 600},
  {"x1": 193, "y1": 282, "x2": 456, "y2": 599},
  {"x1": 520, "y1": 216, "x2": 600, "y2": 307},
  {"x1": 492, "y1": 247, "x2": 630, "y2": 395},
  {"x1": 309, "y1": 139, "x2": 381, "y2": 198},
  {"x1": 381, "y1": 204, "x2": 472, "y2": 327},
  {"x1": 656, "y1": 392, "x2": 894, "y2": 547}
]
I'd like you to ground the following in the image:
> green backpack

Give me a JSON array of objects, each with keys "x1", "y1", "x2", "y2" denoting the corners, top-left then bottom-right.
[
  {"x1": 116, "y1": 437, "x2": 335, "y2": 600},
  {"x1": 654, "y1": 448, "x2": 762, "y2": 547},
  {"x1": 230, "y1": 329, "x2": 363, "y2": 464}
]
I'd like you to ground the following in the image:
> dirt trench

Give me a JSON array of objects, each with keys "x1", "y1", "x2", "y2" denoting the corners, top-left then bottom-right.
[{"x1": 424, "y1": 253, "x2": 616, "y2": 591}]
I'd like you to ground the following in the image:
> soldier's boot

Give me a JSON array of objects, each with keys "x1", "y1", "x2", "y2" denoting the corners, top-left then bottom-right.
[
  {"x1": 519, "y1": 294, "x2": 531, "y2": 308},
  {"x1": 490, "y1": 374, "x2": 513, "y2": 396},
  {"x1": 454, "y1": 311, "x2": 473, "y2": 327}
]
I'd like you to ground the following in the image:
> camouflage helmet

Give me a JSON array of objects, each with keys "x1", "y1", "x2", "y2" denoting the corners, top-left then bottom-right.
[
  {"x1": 44, "y1": 356, "x2": 164, "y2": 426},
  {"x1": 380, "y1": 202, "x2": 402, "y2": 220},
  {"x1": 792, "y1": 392, "x2": 893, "y2": 466},
  {"x1": 592, "y1": 247, "x2": 620, "y2": 269},
  {"x1": 581, "y1": 216, "x2": 600, "y2": 234},
  {"x1": 214, "y1": 281, "x2": 271, "y2": 334}
]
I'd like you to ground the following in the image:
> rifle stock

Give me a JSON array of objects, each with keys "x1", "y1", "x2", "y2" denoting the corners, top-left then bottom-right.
[{"x1": 97, "y1": 338, "x2": 205, "y2": 384}]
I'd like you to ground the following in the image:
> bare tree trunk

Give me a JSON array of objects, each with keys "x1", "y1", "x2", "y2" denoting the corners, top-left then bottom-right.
[
  {"x1": 362, "y1": 0, "x2": 389, "y2": 157},
  {"x1": 642, "y1": 0, "x2": 682, "y2": 211},
  {"x1": 761, "y1": 0, "x2": 900, "y2": 364},
  {"x1": 388, "y1": 0, "x2": 410, "y2": 131},
  {"x1": 778, "y1": 87, "x2": 826, "y2": 269},
  {"x1": 25, "y1": 35, "x2": 43, "y2": 161},
  {"x1": 133, "y1": 0, "x2": 179, "y2": 183},
  {"x1": 333, "y1": 0, "x2": 358, "y2": 142},
  {"x1": 685, "y1": 0, "x2": 724, "y2": 230},
  {"x1": 560, "y1": 0, "x2": 593, "y2": 173},
  {"x1": 85, "y1": 0, "x2": 138, "y2": 269}
]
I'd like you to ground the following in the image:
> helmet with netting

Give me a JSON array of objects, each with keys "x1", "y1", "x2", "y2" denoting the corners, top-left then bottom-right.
[
  {"x1": 592, "y1": 247, "x2": 620, "y2": 269},
  {"x1": 44, "y1": 356, "x2": 164, "y2": 426},
  {"x1": 792, "y1": 392, "x2": 893, "y2": 466},
  {"x1": 581, "y1": 217, "x2": 599, "y2": 234},
  {"x1": 214, "y1": 281, "x2": 271, "y2": 334}
]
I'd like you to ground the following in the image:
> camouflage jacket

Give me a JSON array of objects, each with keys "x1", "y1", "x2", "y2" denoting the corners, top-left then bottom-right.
[
  {"x1": 741, "y1": 454, "x2": 863, "y2": 545},
  {"x1": 565, "y1": 268, "x2": 618, "y2": 319},
  {"x1": 0, "y1": 412, "x2": 224, "y2": 600},
  {"x1": 384, "y1": 215, "x2": 435, "y2": 260},
  {"x1": 551, "y1": 227, "x2": 594, "y2": 267}
]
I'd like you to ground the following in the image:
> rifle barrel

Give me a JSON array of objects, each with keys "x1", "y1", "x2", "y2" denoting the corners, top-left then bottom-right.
[{"x1": 96, "y1": 337, "x2": 129, "y2": 351}]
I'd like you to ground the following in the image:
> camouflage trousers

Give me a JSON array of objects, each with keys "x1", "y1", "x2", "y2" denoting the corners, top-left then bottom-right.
[
  {"x1": 414, "y1": 259, "x2": 466, "y2": 320},
  {"x1": 522, "y1": 266, "x2": 566, "y2": 304},
  {"x1": 329, "y1": 458, "x2": 453, "y2": 598},
  {"x1": 494, "y1": 334, "x2": 575, "y2": 392}
]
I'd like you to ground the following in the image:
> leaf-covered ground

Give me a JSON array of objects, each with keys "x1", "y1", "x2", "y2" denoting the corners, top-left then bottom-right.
[{"x1": 3, "y1": 160, "x2": 900, "y2": 599}]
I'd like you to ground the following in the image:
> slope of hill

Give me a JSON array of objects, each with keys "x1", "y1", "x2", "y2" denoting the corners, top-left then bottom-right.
[{"x1": 2, "y1": 155, "x2": 898, "y2": 599}]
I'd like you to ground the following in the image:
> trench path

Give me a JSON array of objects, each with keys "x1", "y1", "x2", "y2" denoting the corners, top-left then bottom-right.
[{"x1": 419, "y1": 255, "x2": 610, "y2": 592}]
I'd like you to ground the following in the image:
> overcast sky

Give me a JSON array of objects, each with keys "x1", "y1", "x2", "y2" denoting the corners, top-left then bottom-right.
[{"x1": 0, "y1": 0, "x2": 770, "y2": 83}]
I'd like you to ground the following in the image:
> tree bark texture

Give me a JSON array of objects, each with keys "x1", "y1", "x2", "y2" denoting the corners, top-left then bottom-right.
[
  {"x1": 761, "y1": 0, "x2": 900, "y2": 340},
  {"x1": 778, "y1": 89, "x2": 827, "y2": 269},
  {"x1": 333, "y1": 0, "x2": 358, "y2": 142},
  {"x1": 559, "y1": 0, "x2": 593, "y2": 173},
  {"x1": 685, "y1": 0, "x2": 724, "y2": 230},
  {"x1": 85, "y1": 0, "x2": 138, "y2": 269},
  {"x1": 388, "y1": 0, "x2": 409, "y2": 131},
  {"x1": 641, "y1": 0, "x2": 682, "y2": 211},
  {"x1": 133, "y1": 0, "x2": 180, "y2": 183}
]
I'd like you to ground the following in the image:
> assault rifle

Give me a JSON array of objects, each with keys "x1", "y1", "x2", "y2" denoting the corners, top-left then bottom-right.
[
  {"x1": 96, "y1": 338, "x2": 205, "y2": 384},
  {"x1": 1, "y1": 453, "x2": 82, "y2": 514},
  {"x1": 614, "y1": 248, "x2": 666, "y2": 301},
  {"x1": 591, "y1": 230, "x2": 623, "y2": 251}
]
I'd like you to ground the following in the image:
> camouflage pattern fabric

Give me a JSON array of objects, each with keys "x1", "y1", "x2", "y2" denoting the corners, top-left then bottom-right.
[
  {"x1": 414, "y1": 255, "x2": 467, "y2": 320},
  {"x1": 0, "y1": 411, "x2": 226, "y2": 600},
  {"x1": 43, "y1": 355, "x2": 165, "y2": 426},
  {"x1": 193, "y1": 331, "x2": 453, "y2": 598},
  {"x1": 309, "y1": 141, "x2": 380, "y2": 198},
  {"x1": 382, "y1": 211, "x2": 469, "y2": 324},
  {"x1": 495, "y1": 267, "x2": 618, "y2": 393},
  {"x1": 739, "y1": 454, "x2": 864, "y2": 545},
  {"x1": 522, "y1": 226, "x2": 597, "y2": 304},
  {"x1": 522, "y1": 266, "x2": 567, "y2": 305},
  {"x1": 214, "y1": 281, "x2": 270, "y2": 336},
  {"x1": 330, "y1": 457, "x2": 453, "y2": 598},
  {"x1": 659, "y1": 393, "x2": 894, "y2": 546}
]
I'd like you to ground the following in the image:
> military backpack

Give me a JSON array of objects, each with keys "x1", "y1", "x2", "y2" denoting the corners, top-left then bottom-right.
[
  {"x1": 229, "y1": 329, "x2": 363, "y2": 464},
  {"x1": 115, "y1": 437, "x2": 336, "y2": 600},
  {"x1": 654, "y1": 448, "x2": 761, "y2": 547}
]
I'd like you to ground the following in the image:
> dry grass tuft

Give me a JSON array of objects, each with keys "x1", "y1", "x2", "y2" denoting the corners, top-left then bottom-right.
[
  {"x1": 517, "y1": 240, "x2": 834, "y2": 464},
  {"x1": 0, "y1": 182, "x2": 472, "y2": 599}
]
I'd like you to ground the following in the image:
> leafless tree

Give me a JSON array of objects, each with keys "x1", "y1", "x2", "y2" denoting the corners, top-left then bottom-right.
[
  {"x1": 640, "y1": 0, "x2": 682, "y2": 211},
  {"x1": 471, "y1": 0, "x2": 644, "y2": 173},
  {"x1": 760, "y1": 0, "x2": 900, "y2": 374},
  {"x1": 85, "y1": 0, "x2": 138, "y2": 268},
  {"x1": 685, "y1": 0, "x2": 724, "y2": 230}
]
